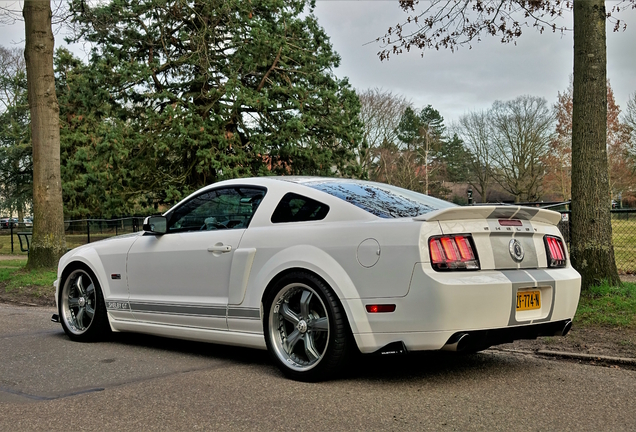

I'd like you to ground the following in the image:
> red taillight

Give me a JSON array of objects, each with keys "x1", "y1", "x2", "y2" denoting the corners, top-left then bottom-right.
[
  {"x1": 440, "y1": 237, "x2": 459, "y2": 261},
  {"x1": 544, "y1": 235, "x2": 566, "y2": 268},
  {"x1": 430, "y1": 240, "x2": 444, "y2": 263},
  {"x1": 429, "y1": 235, "x2": 480, "y2": 271},
  {"x1": 366, "y1": 304, "x2": 396, "y2": 313},
  {"x1": 455, "y1": 236, "x2": 475, "y2": 260}
]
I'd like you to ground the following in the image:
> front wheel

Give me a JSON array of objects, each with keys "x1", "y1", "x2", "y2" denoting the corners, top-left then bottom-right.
[
  {"x1": 59, "y1": 266, "x2": 110, "y2": 342},
  {"x1": 264, "y1": 272, "x2": 352, "y2": 381}
]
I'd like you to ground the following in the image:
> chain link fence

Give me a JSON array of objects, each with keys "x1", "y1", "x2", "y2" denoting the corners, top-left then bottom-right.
[{"x1": 558, "y1": 209, "x2": 636, "y2": 274}]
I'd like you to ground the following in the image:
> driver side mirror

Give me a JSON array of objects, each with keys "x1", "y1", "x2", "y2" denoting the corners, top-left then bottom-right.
[{"x1": 142, "y1": 216, "x2": 167, "y2": 235}]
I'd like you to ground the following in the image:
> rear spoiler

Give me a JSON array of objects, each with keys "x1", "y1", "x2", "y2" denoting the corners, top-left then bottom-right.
[{"x1": 414, "y1": 205, "x2": 562, "y2": 226}]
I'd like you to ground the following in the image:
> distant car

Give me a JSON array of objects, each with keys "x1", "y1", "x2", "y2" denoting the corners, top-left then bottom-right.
[
  {"x1": 53, "y1": 177, "x2": 581, "y2": 381},
  {"x1": 23, "y1": 217, "x2": 33, "y2": 228},
  {"x1": 0, "y1": 218, "x2": 18, "y2": 229}
]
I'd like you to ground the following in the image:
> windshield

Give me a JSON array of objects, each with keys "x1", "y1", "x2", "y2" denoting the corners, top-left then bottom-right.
[{"x1": 304, "y1": 180, "x2": 456, "y2": 218}]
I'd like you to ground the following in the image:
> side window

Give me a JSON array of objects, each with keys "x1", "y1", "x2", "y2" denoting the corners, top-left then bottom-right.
[
  {"x1": 271, "y1": 193, "x2": 329, "y2": 223},
  {"x1": 167, "y1": 187, "x2": 265, "y2": 233}
]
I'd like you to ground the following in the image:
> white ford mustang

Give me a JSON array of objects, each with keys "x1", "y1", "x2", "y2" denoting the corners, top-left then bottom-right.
[{"x1": 54, "y1": 177, "x2": 581, "y2": 381}]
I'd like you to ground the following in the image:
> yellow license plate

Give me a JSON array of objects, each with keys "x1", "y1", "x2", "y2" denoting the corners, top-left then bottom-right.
[{"x1": 516, "y1": 290, "x2": 541, "y2": 311}]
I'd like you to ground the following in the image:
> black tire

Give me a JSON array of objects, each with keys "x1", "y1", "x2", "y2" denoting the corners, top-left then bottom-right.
[
  {"x1": 59, "y1": 264, "x2": 110, "y2": 342},
  {"x1": 264, "y1": 271, "x2": 353, "y2": 382}
]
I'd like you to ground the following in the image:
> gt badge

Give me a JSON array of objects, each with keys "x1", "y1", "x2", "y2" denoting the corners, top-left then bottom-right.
[{"x1": 509, "y1": 239, "x2": 525, "y2": 262}]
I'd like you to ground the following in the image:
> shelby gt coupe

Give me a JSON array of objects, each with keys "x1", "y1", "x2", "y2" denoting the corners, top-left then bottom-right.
[{"x1": 54, "y1": 177, "x2": 581, "y2": 381}]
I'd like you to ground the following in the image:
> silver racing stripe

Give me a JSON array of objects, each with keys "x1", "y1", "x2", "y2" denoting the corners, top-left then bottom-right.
[
  {"x1": 227, "y1": 308, "x2": 261, "y2": 319},
  {"x1": 108, "y1": 302, "x2": 261, "y2": 320},
  {"x1": 487, "y1": 207, "x2": 520, "y2": 220},
  {"x1": 524, "y1": 270, "x2": 557, "y2": 324},
  {"x1": 486, "y1": 206, "x2": 540, "y2": 221},
  {"x1": 502, "y1": 270, "x2": 556, "y2": 326},
  {"x1": 513, "y1": 207, "x2": 540, "y2": 221},
  {"x1": 487, "y1": 219, "x2": 538, "y2": 269},
  {"x1": 129, "y1": 302, "x2": 226, "y2": 317}
]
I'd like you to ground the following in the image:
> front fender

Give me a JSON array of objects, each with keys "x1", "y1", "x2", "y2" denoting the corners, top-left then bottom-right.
[{"x1": 56, "y1": 247, "x2": 110, "y2": 304}]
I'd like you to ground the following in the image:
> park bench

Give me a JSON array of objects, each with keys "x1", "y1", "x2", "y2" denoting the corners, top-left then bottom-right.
[{"x1": 17, "y1": 232, "x2": 32, "y2": 253}]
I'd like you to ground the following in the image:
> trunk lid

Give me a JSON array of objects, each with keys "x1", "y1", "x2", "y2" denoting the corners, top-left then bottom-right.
[{"x1": 416, "y1": 206, "x2": 563, "y2": 271}]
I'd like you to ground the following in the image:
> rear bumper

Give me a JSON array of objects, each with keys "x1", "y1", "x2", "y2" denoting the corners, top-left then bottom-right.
[
  {"x1": 355, "y1": 319, "x2": 572, "y2": 354},
  {"x1": 349, "y1": 264, "x2": 581, "y2": 353}
]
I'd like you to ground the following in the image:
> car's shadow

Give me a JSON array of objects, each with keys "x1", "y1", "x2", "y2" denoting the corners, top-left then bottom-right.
[{"x1": 95, "y1": 331, "x2": 523, "y2": 383}]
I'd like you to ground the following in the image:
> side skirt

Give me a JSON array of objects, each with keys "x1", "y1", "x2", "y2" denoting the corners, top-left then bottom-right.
[{"x1": 109, "y1": 318, "x2": 267, "y2": 350}]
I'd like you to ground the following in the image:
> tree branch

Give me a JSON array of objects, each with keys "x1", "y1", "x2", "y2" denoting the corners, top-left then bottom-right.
[{"x1": 256, "y1": 47, "x2": 282, "y2": 92}]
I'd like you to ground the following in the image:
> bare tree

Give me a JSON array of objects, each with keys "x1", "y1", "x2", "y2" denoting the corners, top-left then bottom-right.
[
  {"x1": 23, "y1": 0, "x2": 66, "y2": 268},
  {"x1": 625, "y1": 91, "x2": 636, "y2": 146},
  {"x1": 543, "y1": 83, "x2": 574, "y2": 202},
  {"x1": 1, "y1": 0, "x2": 71, "y2": 28},
  {"x1": 454, "y1": 110, "x2": 493, "y2": 203},
  {"x1": 376, "y1": 0, "x2": 631, "y2": 288},
  {"x1": 358, "y1": 88, "x2": 411, "y2": 177},
  {"x1": 0, "y1": 46, "x2": 25, "y2": 111},
  {"x1": 489, "y1": 95, "x2": 554, "y2": 202},
  {"x1": 0, "y1": 45, "x2": 31, "y2": 221}
]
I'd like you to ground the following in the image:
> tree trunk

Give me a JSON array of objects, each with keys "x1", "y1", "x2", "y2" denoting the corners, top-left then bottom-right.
[
  {"x1": 570, "y1": 0, "x2": 620, "y2": 289},
  {"x1": 23, "y1": 0, "x2": 66, "y2": 269}
]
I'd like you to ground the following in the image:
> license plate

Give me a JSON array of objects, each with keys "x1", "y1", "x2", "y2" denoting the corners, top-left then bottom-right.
[{"x1": 516, "y1": 290, "x2": 541, "y2": 311}]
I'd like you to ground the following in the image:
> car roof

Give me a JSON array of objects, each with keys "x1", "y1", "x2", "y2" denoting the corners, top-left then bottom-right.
[{"x1": 163, "y1": 176, "x2": 380, "y2": 222}]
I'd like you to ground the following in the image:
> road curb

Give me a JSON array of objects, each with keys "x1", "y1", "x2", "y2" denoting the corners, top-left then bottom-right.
[
  {"x1": 491, "y1": 347, "x2": 636, "y2": 366},
  {"x1": 535, "y1": 349, "x2": 636, "y2": 366}
]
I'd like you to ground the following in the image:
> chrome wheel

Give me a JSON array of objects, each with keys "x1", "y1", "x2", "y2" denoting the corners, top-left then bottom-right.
[
  {"x1": 269, "y1": 283, "x2": 330, "y2": 372},
  {"x1": 61, "y1": 269, "x2": 97, "y2": 335}
]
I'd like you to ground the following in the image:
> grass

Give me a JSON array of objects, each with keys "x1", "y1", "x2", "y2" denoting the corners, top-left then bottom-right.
[
  {"x1": 0, "y1": 261, "x2": 57, "y2": 301},
  {"x1": 0, "y1": 234, "x2": 27, "y2": 255},
  {"x1": 576, "y1": 281, "x2": 636, "y2": 328},
  {"x1": 0, "y1": 259, "x2": 27, "y2": 268}
]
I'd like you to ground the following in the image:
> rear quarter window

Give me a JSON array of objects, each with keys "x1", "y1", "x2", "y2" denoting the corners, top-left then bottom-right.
[
  {"x1": 305, "y1": 181, "x2": 455, "y2": 218},
  {"x1": 271, "y1": 193, "x2": 329, "y2": 223}
]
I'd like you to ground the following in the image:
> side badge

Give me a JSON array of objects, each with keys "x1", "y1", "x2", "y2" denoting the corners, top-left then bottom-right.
[{"x1": 111, "y1": 274, "x2": 122, "y2": 280}]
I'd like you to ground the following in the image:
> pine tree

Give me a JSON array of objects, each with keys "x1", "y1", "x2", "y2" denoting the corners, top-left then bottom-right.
[{"x1": 65, "y1": 0, "x2": 363, "y2": 210}]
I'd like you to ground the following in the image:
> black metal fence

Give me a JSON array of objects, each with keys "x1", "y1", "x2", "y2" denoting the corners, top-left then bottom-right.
[
  {"x1": 2, "y1": 209, "x2": 636, "y2": 273},
  {"x1": 0, "y1": 217, "x2": 147, "y2": 255},
  {"x1": 558, "y1": 209, "x2": 636, "y2": 274}
]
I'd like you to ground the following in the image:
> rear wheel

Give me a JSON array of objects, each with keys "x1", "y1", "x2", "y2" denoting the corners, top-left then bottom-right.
[
  {"x1": 264, "y1": 272, "x2": 352, "y2": 381},
  {"x1": 59, "y1": 266, "x2": 110, "y2": 341}
]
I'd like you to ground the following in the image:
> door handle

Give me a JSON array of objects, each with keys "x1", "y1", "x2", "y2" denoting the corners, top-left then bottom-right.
[{"x1": 208, "y1": 244, "x2": 232, "y2": 253}]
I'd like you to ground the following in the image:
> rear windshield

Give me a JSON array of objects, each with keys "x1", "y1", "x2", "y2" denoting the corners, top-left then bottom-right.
[{"x1": 304, "y1": 180, "x2": 456, "y2": 218}]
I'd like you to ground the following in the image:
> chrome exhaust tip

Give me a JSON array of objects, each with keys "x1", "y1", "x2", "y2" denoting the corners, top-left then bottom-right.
[
  {"x1": 442, "y1": 333, "x2": 470, "y2": 352},
  {"x1": 557, "y1": 320, "x2": 572, "y2": 337},
  {"x1": 51, "y1": 314, "x2": 60, "y2": 323}
]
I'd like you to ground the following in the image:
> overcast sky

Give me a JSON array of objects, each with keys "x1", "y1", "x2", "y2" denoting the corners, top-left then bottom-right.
[
  {"x1": 1, "y1": 0, "x2": 634, "y2": 124},
  {"x1": 312, "y1": 1, "x2": 636, "y2": 123}
]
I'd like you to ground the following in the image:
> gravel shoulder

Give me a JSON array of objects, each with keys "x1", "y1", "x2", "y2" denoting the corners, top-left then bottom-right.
[
  {"x1": 0, "y1": 284, "x2": 55, "y2": 307},
  {"x1": 503, "y1": 325, "x2": 636, "y2": 360}
]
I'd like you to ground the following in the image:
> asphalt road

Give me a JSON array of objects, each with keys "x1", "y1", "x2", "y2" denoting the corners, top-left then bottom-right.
[{"x1": 1, "y1": 304, "x2": 635, "y2": 431}]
